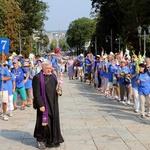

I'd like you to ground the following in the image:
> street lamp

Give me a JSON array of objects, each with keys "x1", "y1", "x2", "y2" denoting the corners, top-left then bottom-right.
[
  {"x1": 105, "y1": 29, "x2": 113, "y2": 52},
  {"x1": 90, "y1": 37, "x2": 97, "y2": 56},
  {"x1": 137, "y1": 25, "x2": 150, "y2": 56},
  {"x1": 19, "y1": 30, "x2": 26, "y2": 54}
]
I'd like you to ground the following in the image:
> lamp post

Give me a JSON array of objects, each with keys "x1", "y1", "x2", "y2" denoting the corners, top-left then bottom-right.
[
  {"x1": 90, "y1": 37, "x2": 97, "y2": 56},
  {"x1": 19, "y1": 30, "x2": 26, "y2": 54},
  {"x1": 138, "y1": 25, "x2": 150, "y2": 56},
  {"x1": 105, "y1": 29, "x2": 113, "y2": 52}
]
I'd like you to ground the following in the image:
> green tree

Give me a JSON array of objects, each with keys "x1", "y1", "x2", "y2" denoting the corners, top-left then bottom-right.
[
  {"x1": 50, "y1": 39, "x2": 57, "y2": 51},
  {"x1": 59, "y1": 39, "x2": 69, "y2": 51},
  {"x1": 66, "y1": 17, "x2": 96, "y2": 55},
  {"x1": 91, "y1": 0, "x2": 150, "y2": 55},
  {"x1": 0, "y1": 0, "x2": 25, "y2": 53}
]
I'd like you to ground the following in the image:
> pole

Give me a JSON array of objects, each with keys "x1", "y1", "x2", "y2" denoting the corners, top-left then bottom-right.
[
  {"x1": 19, "y1": 30, "x2": 22, "y2": 54},
  {"x1": 110, "y1": 29, "x2": 113, "y2": 52},
  {"x1": 144, "y1": 30, "x2": 146, "y2": 55},
  {"x1": 95, "y1": 37, "x2": 97, "y2": 55},
  {"x1": 119, "y1": 37, "x2": 120, "y2": 51}
]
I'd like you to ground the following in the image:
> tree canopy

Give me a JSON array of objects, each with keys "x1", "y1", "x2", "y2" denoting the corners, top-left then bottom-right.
[
  {"x1": 66, "y1": 17, "x2": 96, "y2": 55},
  {"x1": 0, "y1": 0, "x2": 49, "y2": 55},
  {"x1": 91, "y1": 0, "x2": 150, "y2": 55}
]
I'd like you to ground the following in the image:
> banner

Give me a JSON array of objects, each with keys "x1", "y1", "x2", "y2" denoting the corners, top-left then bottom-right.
[{"x1": 0, "y1": 38, "x2": 10, "y2": 54}]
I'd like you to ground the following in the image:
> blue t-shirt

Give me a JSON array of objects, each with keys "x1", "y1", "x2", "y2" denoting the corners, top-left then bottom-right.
[
  {"x1": 25, "y1": 69, "x2": 35, "y2": 89},
  {"x1": 108, "y1": 64, "x2": 118, "y2": 82},
  {"x1": 117, "y1": 66, "x2": 130, "y2": 84},
  {"x1": 129, "y1": 62, "x2": 138, "y2": 89},
  {"x1": 137, "y1": 72, "x2": 150, "y2": 95},
  {"x1": 96, "y1": 61, "x2": 103, "y2": 76},
  {"x1": 78, "y1": 57, "x2": 84, "y2": 67},
  {"x1": 7, "y1": 71, "x2": 15, "y2": 95},
  {"x1": 0, "y1": 67, "x2": 11, "y2": 91},
  {"x1": 50, "y1": 57, "x2": 58, "y2": 68},
  {"x1": 11, "y1": 67, "x2": 28, "y2": 88},
  {"x1": 85, "y1": 59, "x2": 92, "y2": 71}
]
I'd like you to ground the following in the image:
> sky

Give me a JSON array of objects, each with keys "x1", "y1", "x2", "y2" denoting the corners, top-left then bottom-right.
[{"x1": 42, "y1": 0, "x2": 92, "y2": 31}]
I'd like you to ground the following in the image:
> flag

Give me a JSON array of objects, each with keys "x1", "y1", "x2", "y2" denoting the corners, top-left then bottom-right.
[{"x1": 101, "y1": 47, "x2": 104, "y2": 57}]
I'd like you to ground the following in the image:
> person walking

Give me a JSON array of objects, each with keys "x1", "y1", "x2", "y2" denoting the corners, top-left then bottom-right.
[
  {"x1": 11, "y1": 59, "x2": 29, "y2": 110},
  {"x1": 32, "y1": 60, "x2": 64, "y2": 149},
  {"x1": 135, "y1": 63, "x2": 150, "y2": 118},
  {"x1": 67, "y1": 56, "x2": 74, "y2": 80},
  {"x1": 23, "y1": 62, "x2": 34, "y2": 106},
  {"x1": 0, "y1": 62, "x2": 11, "y2": 121}
]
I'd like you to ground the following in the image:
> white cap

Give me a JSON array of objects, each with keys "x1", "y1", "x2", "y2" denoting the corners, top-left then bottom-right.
[{"x1": 80, "y1": 53, "x2": 84, "y2": 57}]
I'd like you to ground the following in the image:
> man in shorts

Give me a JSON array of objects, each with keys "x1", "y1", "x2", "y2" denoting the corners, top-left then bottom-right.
[{"x1": 0, "y1": 63, "x2": 11, "y2": 120}]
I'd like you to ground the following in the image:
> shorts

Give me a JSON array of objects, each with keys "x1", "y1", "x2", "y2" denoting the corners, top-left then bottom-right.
[
  {"x1": 0, "y1": 91, "x2": 8, "y2": 103},
  {"x1": 87, "y1": 71, "x2": 92, "y2": 80},
  {"x1": 78, "y1": 66, "x2": 83, "y2": 70},
  {"x1": 108, "y1": 82, "x2": 113, "y2": 88},
  {"x1": 26, "y1": 88, "x2": 33, "y2": 100},
  {"x1": 13, "y1": 87, "x2": 27, "y2": 101},
  {"x1": 74, "y1": 66, "x2": 78, "y2": 70}
]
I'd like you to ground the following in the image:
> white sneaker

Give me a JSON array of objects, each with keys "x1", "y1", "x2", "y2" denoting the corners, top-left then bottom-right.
[
  {"x1": 9, "y1": 111, "x2": 13, "y2": 117},
  {"x1": 146, "y1": 113, "x2": 150, "y2": 117},
  {"x1": 127, "y1": 100, "x2": 130, "y2": 105},
  {"x1": 134, "y1": 109, "x2": 139, "y2": 113},
  {"x1": 122, "y1": 101, "x2": 127, "y2": 105},
  {"x1": 3, "y1": 115, "x2": 8, "y2": 121}
]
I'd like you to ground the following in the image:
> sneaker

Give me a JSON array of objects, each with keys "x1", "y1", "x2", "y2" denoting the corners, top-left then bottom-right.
[
  {"x1": 134, "y1": 109, "x2": 139, "y2": 113},
  {"x1": 3, "y1": 115, "x2": 8, "y2": 121},
  {"x1": 122, "y1": 101, "x2": 127, "y2": 105},
  {"x1": 146, "y1": 113, "x2": 150, "y2": 117},
  {"x1": 37, "y1": 141, "x2": 46, "y2": 149},
  {"x1": 140, "y1": 115, "x2": 146, "y2": 119},
  {"x1": 117, "y1": 99, "x2": 121, "y2": 102},
  {"x1": 9, "y1": 111, "x2": 13, "y2": 117},
  {"x1": 127, "y1": 100, "x2": 130, "y2": 105}
]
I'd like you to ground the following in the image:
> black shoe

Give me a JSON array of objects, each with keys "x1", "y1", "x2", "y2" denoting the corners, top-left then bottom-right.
[
  {"x1": 46, "y1": 142, "x2": 53, "y2": 148},
  {"x1": 37, "y1": 141, "x2": 46, "y2": 150},
  {"x1": 52, "y1": 143, "x2": 60, "y2": 147}
]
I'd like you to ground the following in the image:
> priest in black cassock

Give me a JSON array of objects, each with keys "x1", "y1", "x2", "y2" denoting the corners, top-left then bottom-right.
[{"x1": 32, "y1": 60, "x2": 64, "y2": 149}]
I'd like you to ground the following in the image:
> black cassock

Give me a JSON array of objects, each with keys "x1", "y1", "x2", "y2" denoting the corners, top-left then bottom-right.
[{"x1": 32, "y1": 73, "x2": 64, "y2": 144}]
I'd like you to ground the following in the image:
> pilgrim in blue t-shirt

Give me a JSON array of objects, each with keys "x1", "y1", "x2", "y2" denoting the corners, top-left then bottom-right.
[
  {"x1": 137, "y1": 72, "x2": 150, "y2": 95},
  {"x1": 117, "y1": 66, "x2": 130, "y2": 84},
  {"x1": 0, "y1": 67, "x2": 11, "y2": 91},
  {"x1": 11, "y1": 67, "x2": 28, "y2": 88},
  {"x1": 24, "y1": 68, "x2": 35, "y2": 89},
  {"x1": 7, "y1": 71, "x2": 15, "y2": 95}
]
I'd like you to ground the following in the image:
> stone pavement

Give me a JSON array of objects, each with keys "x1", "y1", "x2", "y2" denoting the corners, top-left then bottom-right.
[{"x1": 0, "y1": 73, "x2": 150, "y2": 150}]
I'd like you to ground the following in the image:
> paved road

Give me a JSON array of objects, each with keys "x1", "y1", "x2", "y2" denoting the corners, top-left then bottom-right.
[{"x1": 0, "y1": 73, "x2": 150, "y2": 150}]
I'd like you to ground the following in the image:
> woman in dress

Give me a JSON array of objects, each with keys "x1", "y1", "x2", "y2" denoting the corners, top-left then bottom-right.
[{"x1": 67, "y1": 56, "x2": 74, "y2": 80}]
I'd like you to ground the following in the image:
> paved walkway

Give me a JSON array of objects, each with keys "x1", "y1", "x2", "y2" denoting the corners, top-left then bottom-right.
[{"x1": 0, "y1": 73, "x2": 150, "y2": 150}]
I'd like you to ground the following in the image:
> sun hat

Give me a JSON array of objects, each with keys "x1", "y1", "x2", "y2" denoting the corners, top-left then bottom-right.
[
  {"x1": 23, "y1": 62, "x2": 30, "y2": 67},
  {"x1": 80, "y1": 53, "x2": 84, "y2": 57},
  {"x1": 13, "y1": 59, "x2": 19, "y2": 63},
  {"x1": 121, "y1": 59, "x2": 126, "y2": 63}
]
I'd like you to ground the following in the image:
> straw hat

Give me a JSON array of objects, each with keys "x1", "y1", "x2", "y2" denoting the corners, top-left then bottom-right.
[{"x1": 23, "y1": 62, "x2": 30, "y2": 67}]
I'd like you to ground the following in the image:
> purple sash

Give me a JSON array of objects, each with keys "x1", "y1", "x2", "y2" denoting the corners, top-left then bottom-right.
[{"x1": 40, "y1": 71, "x2": 48, "y2": 126}]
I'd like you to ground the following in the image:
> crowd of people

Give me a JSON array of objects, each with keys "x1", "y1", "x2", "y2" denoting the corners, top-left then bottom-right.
[
  {"x1": 0, "y1": 52, "x2": 66, "y2": 121},
  {"x1": 0, "y1": 51, "x2": 65, "y2": 149},
  {"x1": 67, "y1": 52, "x2": 150, "y2": 119}
]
